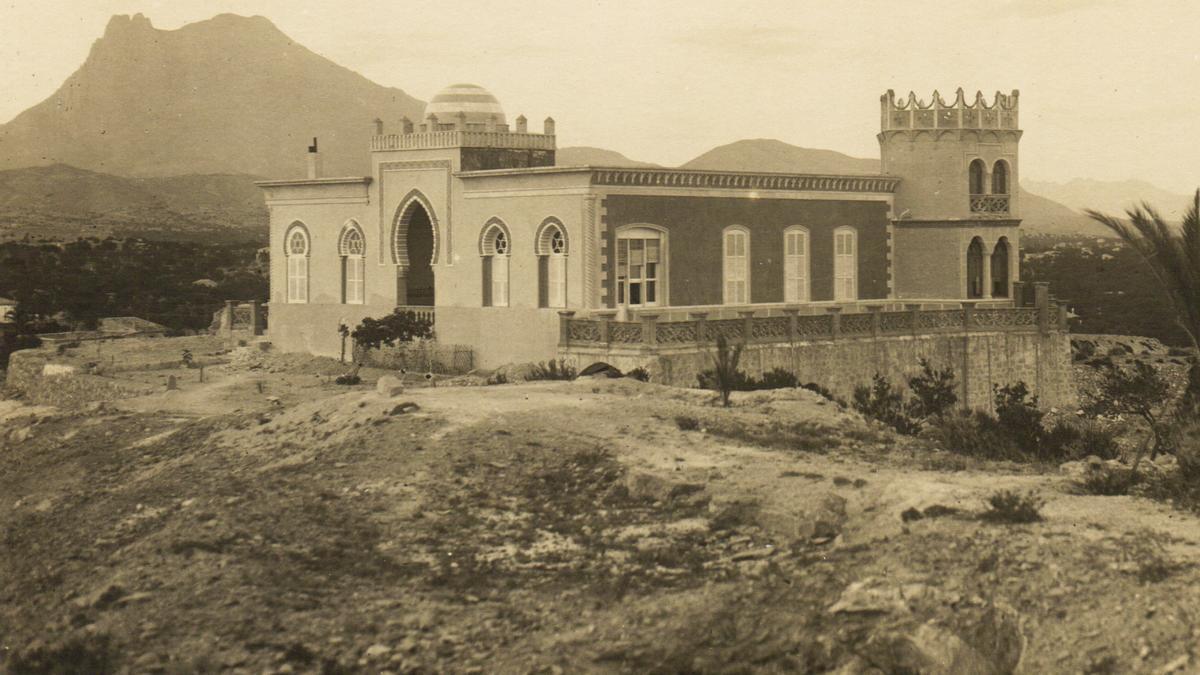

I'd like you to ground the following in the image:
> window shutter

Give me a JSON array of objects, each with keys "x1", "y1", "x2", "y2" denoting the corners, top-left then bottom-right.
[
  {"x1": 538, "y1": 255, "x2": 549, "y2": 308},
  {"x1": 482, "y1": 256, "x2": 493, "y2": 307}
]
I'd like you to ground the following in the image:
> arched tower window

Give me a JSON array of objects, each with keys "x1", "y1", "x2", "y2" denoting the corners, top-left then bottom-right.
[
  {"x1": 480, "y1": 220, "x2": 511, "y2": 307},
  {"x1": 722, "y1": 225, "x2": 750, "y2": 305},
  {"x1": 285, "y1": 224, "x2": 310, "y2": 304},
  {"x1": 833, "y1": 227, "x2": 857, "y2": 302},
  {"x1": 339, "y1": 223, "x2": 366, "y2": 304},
  {"x1": 536, "y1": 218, "x2": 568, "y2": 308},
  {"x1": 783, "y1": 226, "x2": 810, "y2": 303},
  {"x1": 991, "y1": 160, "x2": 1009, "y2": 195},
  {"x1": 968, "y1": 159, "x2": 986, "y2": 195},
  {"x1": 966, "y1": 237, "x2": 985, "y2": 299},
  {"x1": 992, "y1": 237, "x2": 1011, "y2": 298}
]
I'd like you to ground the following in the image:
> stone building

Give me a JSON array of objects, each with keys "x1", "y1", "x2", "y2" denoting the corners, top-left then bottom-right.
[{"x1": 258, "y1": 85, "x2": 1026, "y2": 369}]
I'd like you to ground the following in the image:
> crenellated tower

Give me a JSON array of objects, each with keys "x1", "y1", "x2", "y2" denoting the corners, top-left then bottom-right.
[{"x1": 881, "y1": 88, "x2": 1023, "y2": 301}]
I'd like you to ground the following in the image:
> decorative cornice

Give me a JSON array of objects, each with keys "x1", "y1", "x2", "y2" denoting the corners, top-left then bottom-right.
[
  {"x1": 255, "y1": 176, "x2": 371, "y2": 188},
  {"x1": 457, "y1": 166, "x2": 899, "y2": 194}
]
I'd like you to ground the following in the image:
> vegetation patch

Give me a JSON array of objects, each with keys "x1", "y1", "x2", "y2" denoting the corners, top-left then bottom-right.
[{"x1": 980, "y1": 489, "x2": 1044, "y2": 524}]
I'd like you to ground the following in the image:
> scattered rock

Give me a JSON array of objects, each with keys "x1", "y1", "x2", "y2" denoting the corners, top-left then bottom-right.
[
  {"x1": 376, "y1": 375, "x2": 406, "y2": 397},
  {"x1": 365, "y1": 644, "x2": 391, "y2": 659},
  {"x1": 388, "y1": 401, "x2": 420, "y2": 415},
  {"x1": 828, "y1": 580, "x2": 910, "y2": 615},
  {"x1": 796, "y1": 493, "x2": 847, "y2": 540},
  {"x1": 862, "y1": 622, "x2": 994, "y2": 675}
]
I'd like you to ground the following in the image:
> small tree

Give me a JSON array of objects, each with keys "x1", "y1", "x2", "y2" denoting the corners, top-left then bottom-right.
[
  {"x1": 994, "y1": 382, "x2": 1045, "y2": 456},
  {"x1": 350, "y1": 309, "x2": 434, "y2": 355},
  {"x1": 1087, "y1": 360, "x2": 1171, "y2": 472},
  {"x1": 906, "y1": 358, "x2": 958, "y2": 423},
  {"x1": 709, "y1": 334, "x2": 744, "y2": 407},
  {"x1": 853, "y1": 374, "x2": 920, "y2": 434}
]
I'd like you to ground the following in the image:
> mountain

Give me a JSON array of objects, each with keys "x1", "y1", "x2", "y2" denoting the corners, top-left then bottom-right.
[
  {"x1": 683, "y1": 139, "x2": 880, "y2": 175},
  {"x1": 1024, "y1": 178, "x2": 1192, "y2": 221},
  {"x1": 679, "y1": 138, "x2": 1105, "y2": 236},
  {"x1": 0, "y1": 164, "x2": 264, "y2": 242},
  {"x1": 0, "y1": 13, "x2": 424, "y2": 178},
  {"x1": 556, "y1": 146, "x2": 660, "y2": 168}
]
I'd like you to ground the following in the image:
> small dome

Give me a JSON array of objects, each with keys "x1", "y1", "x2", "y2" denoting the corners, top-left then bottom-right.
[{"x1": 424, "y1": 84, "x2": 506, "y2": 126}]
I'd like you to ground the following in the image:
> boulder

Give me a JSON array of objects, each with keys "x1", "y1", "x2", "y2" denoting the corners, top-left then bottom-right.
[
  {"x1": 797, "y1": 493, "x2": 847, "y2": 540},
  {"x1": 376, "y1": 375, "x2": 406, "y2": 397},
  {"x1": 863, "y1": 623, "x2": 994, "y2": 675}
]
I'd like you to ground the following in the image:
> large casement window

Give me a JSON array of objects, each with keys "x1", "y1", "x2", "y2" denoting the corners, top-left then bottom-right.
[
  {"x1": 338, "y1": 224, "x2": 366, "y2": 304},
  {"x1": 285, "y1": 225, "x2": 309, "y2": 303},
  {"x1": 480, "y1": 221, "x2": 511, "y2": 307},
  {"x1": 536, "y1": 219, "x2": 568, "y2": 308},
  {"x1": 616, "y1": 227, "x2": 663, "y2": 307},
  {"x1": 833, "y1": 227, "x2": 858, "y2": 302},
  {"x1": 783, "y1": 226, "x2": 810, "y2": 303},
  {"x1": 722, "y1": 226, "x2": 750, "y2": 304}
]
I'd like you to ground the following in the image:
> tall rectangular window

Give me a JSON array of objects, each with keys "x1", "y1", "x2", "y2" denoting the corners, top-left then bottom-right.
[
  {"x1": 548, "y1": 255, "x2": 566, "y2": 308},
  {"x1": 287, "y1": 256, "x2": 308, "y2": 303},
  {"x1": 616, "y1": 231, "x2": 661, "y2": 307},
  {"x1": 491, "y1": 255, "x2": 509, "y2": 307},
  {"x1": 833, "y1": 227, "x2": 857, "y2": 302},
  {"x1": 723, "y1": 228, "x2": 749, "y2": 304},
  {"x1": 784, "y1": 228, "x2": 809, "y2": 302},
  {"x1": 343, "y1": 257, "x2": 365, "y2": 304}
]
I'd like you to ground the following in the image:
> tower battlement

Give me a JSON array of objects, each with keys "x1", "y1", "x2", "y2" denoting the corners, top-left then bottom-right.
[{"x1": 881, "y1": 88, "x2": 1019, "y2": 132}]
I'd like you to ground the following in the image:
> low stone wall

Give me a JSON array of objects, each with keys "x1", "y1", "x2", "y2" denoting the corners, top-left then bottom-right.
[
  {"x1": 5, "y1": 348, "x2": 155, "y2": 407},
  {"x1": 561, "y1": 330, "x2": 1076, "y2": 412}
]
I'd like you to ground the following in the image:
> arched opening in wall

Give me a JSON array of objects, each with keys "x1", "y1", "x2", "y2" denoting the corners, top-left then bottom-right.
[
  {"x1": 966, "y1": 237, "x2": 985, "y2": 299},
  {"x1": 536, "y1": 219, "x2": 568, "y2": 308},
  {"x1": 992, "y1": 160, "x2": 1009, "y2": 195},
  {"x1": 992, "y1": 237, "x2": 1011, "y2": 298},
  {"x1": 968, "y1": 159, "x2": 986, "y2": 196},
  {"x1": 404, "y1": 204, "x2": 435, "y2": 306}
]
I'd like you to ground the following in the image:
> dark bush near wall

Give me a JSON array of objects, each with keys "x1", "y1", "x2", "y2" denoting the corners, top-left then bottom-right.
[{"x1": 350, "y1": 309, "x2": 434, "y2": 352}]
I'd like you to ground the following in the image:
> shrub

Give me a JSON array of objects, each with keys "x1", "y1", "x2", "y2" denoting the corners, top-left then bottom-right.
[
  {"x1": 756, "y1": 367, "x2": 799, "y2": 390},
  {"x1": 708, "y1": 335, "x2": 744, "y2": 407},
  {"x1": 926, "y1": 410, "x2": 1021, "y2": 461},
  {"x1": 334, "y1": 374, "x2": 361, "y2": 386},
  {"x1": 675, "y1": 415, "x2": 700, "y2": 431},
  {"x1": 626, "y1": 366, "x2": 651, "y2": 382},
  {"x1": 1087, "y1": 360, "x2": 1172, "y2": 469},
  {"x1": 1077, "y1": 465, "x2": 1139, "y2": 496},
  {"x1": 527, "y1": 359, "x2": 578, "y2": 381},
  {"x1": 994, "y1": 382, "x2": 1045, "y2": 455},
  {"x1": 801, "y1": 382, "x2": 836, "y2": 401},
  {"x1": 350, "y1": 309, "x2": 434, "y2": 352},
  {"x1": 1073, "y1": 339, "x2": 1098, "y2": 361},
  {"x1": 980, "y1": 489, "x2": 1044, "y2": 524},
  {"x1": 906, "y1": 358, "x2": 958, "y2": 422},
  {"x1": 6, "y1": 632, "x2": 117, "y2": 674},
  {"x1": 852, "y1": 374, "x2": 920, "y2": 435}
]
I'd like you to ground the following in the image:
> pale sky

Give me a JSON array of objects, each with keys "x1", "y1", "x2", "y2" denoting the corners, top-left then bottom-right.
[{"x1": 2, "y1": 0, "x2": 1200, "y2": 193}]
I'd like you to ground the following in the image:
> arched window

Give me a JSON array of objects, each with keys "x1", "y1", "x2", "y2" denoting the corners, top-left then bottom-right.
[
  {"x1": 833, "y1": 227, "x2": 857, "y2": 302},
  {"x1": 968, "y1": 158, "x2": 986, "y2": 195},
  {"x1": 339, "y1": 224, "x2": 366, "y2": 304},
  {"x1": 536, "y1": 219, "x2": 568, "y2": 308},
  {"x1": 967, "y1": 237, "x2": 985, "y2": 299},
  {"x1": 480, "y1": 221, "x2": 511, "y2": 307},
  {"x1": 723, "y1": 226, "x2": 750, "y2": 304},
  {"x1": 991, "y1": 160, "x2": 1009, "y2": 195},
  {"x1": 783, "y1": 226, "x2": 810, "y2": 303},
  {"x1": 992, "y1": 237, "x2": 1011, "y2": 298},
  {"x1": 285, "y1": 225, "x2": 309, "y2": 304},
  {"x1": 616, "y1": 226, "x2": 664, "y2": 307}
]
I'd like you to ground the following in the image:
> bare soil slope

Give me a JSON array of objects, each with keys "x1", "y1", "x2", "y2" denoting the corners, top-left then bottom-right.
[{"x1": 1, "y1": 343, "x2": 1198, "y2": 674}]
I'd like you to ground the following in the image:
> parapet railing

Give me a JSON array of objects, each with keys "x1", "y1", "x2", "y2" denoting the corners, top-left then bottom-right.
[
  {"x1": 558, "y1": 294, "x2": 1066, "y2": 351},
  {"x1": 370, "y1": 130, "x2": 557, "y2": 152},
  {"x1": 589, "y1": 168, "x2": 899, "y2": 194},
  {"x1": 395, "y1": 305, "x2": 436, "y2": 325},
  {"x1": 970, "y1": 194, "x2": 1011, "y2": 214}
]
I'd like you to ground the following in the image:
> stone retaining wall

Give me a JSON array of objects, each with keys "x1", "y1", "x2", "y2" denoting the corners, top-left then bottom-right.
[{"x1": 562, "y1": 330, "x2": 1076, "y2": 412}]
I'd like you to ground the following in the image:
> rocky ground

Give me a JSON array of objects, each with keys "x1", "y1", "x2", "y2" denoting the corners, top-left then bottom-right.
[{"x1": 1, "y1": 339, "x2": 1199, "y2": 674}]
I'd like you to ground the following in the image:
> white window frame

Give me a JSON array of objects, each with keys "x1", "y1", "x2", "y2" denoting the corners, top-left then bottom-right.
[
  {"x1": 285, "y1": 226, "x2": 309, "y2": 304},
  {"x1": 482, "y1": 223, "x2": 510, "y2": 307},
  {"x1": 339, "y1": 225, "x2": 366, "y2": 305},
  {"x1": 615, "y1": 226, "x2": 664, "y2": 308},
  {"x1": 547, "y1": 229, "x2": 567, "y2": 308},
  {"x1": 783, "y1": 226, "x2": 810, "y2": 303},
  {"x1": 722, "y1": 226, "x2": 750, "y2": 305},
  {"x1": 833, "y1": 226, "x2": 858, "y2": 302}
]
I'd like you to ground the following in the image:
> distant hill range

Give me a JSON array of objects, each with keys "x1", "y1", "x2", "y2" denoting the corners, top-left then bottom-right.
[
  {"x1": 1024, "y1": 179, "x2": 1194, "y2": 222},
  {"x1": 0, "y1": 13, "x2": 423, "y2": 178},
  {"x1": 0, "y1": 12, "x2": 1172, "y2": 241},
  {"x1": 0, "y1": 164, "x2": 264, "y2": 242}
]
